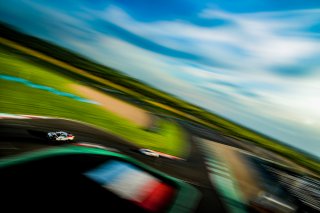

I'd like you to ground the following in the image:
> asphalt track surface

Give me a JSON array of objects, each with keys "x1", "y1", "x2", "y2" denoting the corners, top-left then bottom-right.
[{"x1": 0, "y1": 118, "x2": 228, "y2": 213}]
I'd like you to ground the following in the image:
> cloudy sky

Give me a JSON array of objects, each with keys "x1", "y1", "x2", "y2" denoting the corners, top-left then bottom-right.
[{"x1": 1, "y1": 0, "x2": 320, "y2": 157}]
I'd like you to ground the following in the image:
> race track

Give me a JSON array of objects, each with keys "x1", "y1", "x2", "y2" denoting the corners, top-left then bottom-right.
[{"x1": 0, "y1": 118, "x2": 228, "y2": 213}]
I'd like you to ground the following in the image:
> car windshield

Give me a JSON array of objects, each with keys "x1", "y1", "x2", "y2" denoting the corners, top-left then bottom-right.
[{"x1": 57, "y1": 132, "x2": 67, "y2": 136}]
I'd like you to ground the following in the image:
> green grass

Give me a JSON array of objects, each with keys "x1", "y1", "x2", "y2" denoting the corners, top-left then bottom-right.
[
  {"x1": 0, "y1": 48, "x2": 188, "y2": 157},
  {"x1": 0, "y1": 49, "x2": 76, "y2": 93}
]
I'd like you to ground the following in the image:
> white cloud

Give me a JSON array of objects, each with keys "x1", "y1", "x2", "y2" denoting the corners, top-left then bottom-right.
[
  {"x1": 91, "y1": 7, "x2": 320, "y2": 132},
  {"x1": 100, "y1": 6, "x2": 320, "y2": 70}
]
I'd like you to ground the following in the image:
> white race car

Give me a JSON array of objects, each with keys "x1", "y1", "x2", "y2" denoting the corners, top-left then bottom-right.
[
  {"x1": 47, "y1": 131, "x2": 75, "y2": 142},
  {"x1": 138, "y1": 149, "x2": 160, "y2": 158}
]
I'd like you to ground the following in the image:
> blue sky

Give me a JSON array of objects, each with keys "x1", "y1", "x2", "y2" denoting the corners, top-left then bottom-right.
[{"x1": 1, "y1": 0, "x2": 320, "y2": 157}]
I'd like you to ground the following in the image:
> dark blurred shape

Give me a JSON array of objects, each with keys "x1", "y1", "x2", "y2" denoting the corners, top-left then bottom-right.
[
  {"x1": 268, "y1": 167, "x2": 320, "y2": 212},
  {"x1": 74, "y1": 142, "x2": 120, "y2": 152},
  {"x1": 27, "y1": 129, "x2": 47, "y2": 139},
  {"x1": 0, "y1": 146, "x2": 200, "y2": 212},
  {"x1": 249, "y1": 192, "x2": 296, "y2": 213},
  {"x1": 247, "y1": 156, "x2": 320, "y2": 213}
]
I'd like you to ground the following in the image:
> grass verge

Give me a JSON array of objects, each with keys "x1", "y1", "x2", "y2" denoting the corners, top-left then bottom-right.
[{"x1": 0, "y1": 47, "x2": 188, "y2": 157}]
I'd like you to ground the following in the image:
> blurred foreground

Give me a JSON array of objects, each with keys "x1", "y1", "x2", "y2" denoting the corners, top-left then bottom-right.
[{"x1": 1, "y1": 117, "x2": 319, "y2": 213}]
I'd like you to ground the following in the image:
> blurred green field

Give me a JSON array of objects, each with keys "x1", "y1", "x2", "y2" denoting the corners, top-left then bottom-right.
[{"x1": 0, "y1": 47, "x2": 188, "y2": 157}]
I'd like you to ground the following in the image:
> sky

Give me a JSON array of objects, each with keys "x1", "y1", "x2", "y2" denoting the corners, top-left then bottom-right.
[{"x1": 0, "y1": 0, "x2": 320, "y2": 157}]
